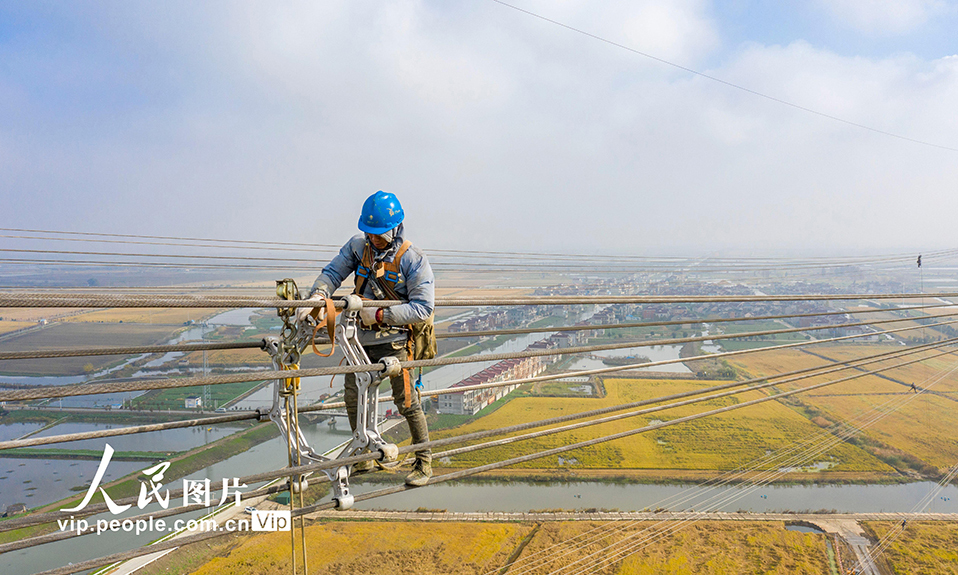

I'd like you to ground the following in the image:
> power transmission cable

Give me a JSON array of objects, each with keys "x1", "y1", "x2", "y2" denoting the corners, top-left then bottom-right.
[
  {"x1": 2, "y1": 301, "x2": 947, "y2": 360},
  {"x1": 5, "y1": 322, "x2": 950, "y2": 451},
  {"x1": 855, "y1": 460, "x2": 958, "y2": 572},
  {"x1": 437, "y1": 301, "x2": 954, "y2": 339},
  {"x1": 4, "y1": 311, "x2": 956, "y2": 402},
  {"x1": 488, "y1": 0, "x2": 958, "y2": 153},
  {"x1": 21, "y1": 343, "x2": 956, "y2": 575},
  {"x1": 5, "y1": 250, "x2": 950, "y2": 274},
  {"x1": 547, "y1": 359, "x2": 958, "y2": 575},
  {"x1": 571, "y1": 351, "x2": 958, "y2": 569},
  {"x1": 4, "y1": 226, "x2": 955, "y2": 267},
  {"x1": 5, "y1": 290, "x2": 958, "y2": 308},
  {"x1": 14, "y1": 345, "x2": 951, "y2": 563},
  {"x1": 6, "y1": 330, "x2": 951, "y2": 537}
]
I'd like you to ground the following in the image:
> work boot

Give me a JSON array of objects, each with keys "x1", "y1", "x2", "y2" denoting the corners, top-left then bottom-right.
[{"x1": 404, "y1": 458, "x2": 432, "y2": 487}]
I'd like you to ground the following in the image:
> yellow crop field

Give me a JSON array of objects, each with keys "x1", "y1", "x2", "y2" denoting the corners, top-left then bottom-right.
[
  {"x1": 0, "y1": 321, "x2": 36, "y2": 335},
  {"x1": 189, "y1": 521, "x2": 531, "y2": 575},
  {"x1": 865, "y1": 521, "x2": 958, "y2": 574},
  {"x1": 0, "y1": 307, "x2": 87, "y2": 322},
  {"x1": 431, "y1": 377, "x2": 890, "y2": 473},
  {"x1": 177, "y1": 520, "x2": 830, "y2": 575},
  {"x1": 514, "y1": 521, "x2": 830, "y2": 575},
  {"x1": 62, "y1": 307, "x2": 222, "y2": 324},
  {"x1": 180, "y1": 348, "x2": 271, "y2": 366},
  {"x1": 730, "y1": 345, "x2": 958, "y2": 469}
]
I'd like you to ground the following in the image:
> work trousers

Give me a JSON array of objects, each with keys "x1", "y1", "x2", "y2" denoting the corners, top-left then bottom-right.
[{"x1": 344, "y1": 340, "x2": 431, "y2": 463}]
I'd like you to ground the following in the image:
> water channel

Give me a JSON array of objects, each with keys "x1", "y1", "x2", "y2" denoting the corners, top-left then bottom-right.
[{"x1": 6, "y1": 308, "x2": 957, "y2": 573}]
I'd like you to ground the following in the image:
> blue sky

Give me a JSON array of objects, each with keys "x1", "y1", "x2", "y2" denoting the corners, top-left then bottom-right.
[{"x1": 1, "y1": 1, "x2": 957, "y2": 255}]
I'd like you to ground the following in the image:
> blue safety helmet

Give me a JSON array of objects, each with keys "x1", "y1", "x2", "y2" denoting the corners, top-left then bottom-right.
[{"x1": 358, "y1": 191, "x2": 404, "y2": 235}]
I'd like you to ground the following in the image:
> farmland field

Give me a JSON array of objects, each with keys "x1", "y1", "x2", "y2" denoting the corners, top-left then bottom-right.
[
  {"x1": 157, "y1": 520, "x2": 831, "y2": 575},
  {"x1": 61, "y1": 307, "x2": 223, "y2": 325},
  {"x1": 0, "y1": 322, "x2": 186, "y2": 375},
  {"x1": 728, "y1": 345, "x2": 958, "y2": 470},
  {"x1": 428, "y1": 377, "x2": 891, "y2": 475},
  {"x1": 865, "y1": 521, "x2": 958, "y2": 574},
  {"x1": 0, "y1": 321, "x2": 36, "y2": 335}
]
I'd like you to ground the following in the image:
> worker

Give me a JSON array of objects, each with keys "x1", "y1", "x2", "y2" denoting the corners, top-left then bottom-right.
[{"x1": 299, "y1": 191, "x2": 435, "y2": 486}]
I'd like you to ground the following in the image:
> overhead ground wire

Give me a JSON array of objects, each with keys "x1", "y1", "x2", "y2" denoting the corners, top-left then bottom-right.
[
  {"x1": 4, "y1": 311, "x2": 958, "y2": 402},
  {"x1": 488, "y1": 0, "x2": 958, "y2": 153},
  {"x1": 6, "y1": 332, "x2": 952, "y2": 536},
  {"x1": 3, "y1": 301, "x2": 948, "y2": 360},
  {"x1": 4, "y1": 320, "x2": 949, "y2": 452},
  {"x1": 548, "y1": 358, "x2": 958, "y2": 575},
  {"x1": 21, "y1": 342, "x2": 958, "y2": 575}
]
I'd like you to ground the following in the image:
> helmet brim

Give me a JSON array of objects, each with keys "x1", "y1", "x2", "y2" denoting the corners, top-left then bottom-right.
[{"x1": 358, "y1": 220, "x2": 399, "y2": 235}]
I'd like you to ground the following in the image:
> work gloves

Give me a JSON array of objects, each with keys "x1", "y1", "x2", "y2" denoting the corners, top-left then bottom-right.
[
  {"x1": 296, "y1": 291, "x2": 327, "y2": 325},
  {"x1": 296, "y1": 291, "x2": 384, "y2": 328},
  {"x1": 359, "y1": 306, "x2": 383, "y2": 328}
]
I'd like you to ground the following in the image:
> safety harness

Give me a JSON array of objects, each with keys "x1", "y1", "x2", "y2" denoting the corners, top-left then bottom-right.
[{"x1": 353, "y1": 239, "x2": 435, "y2": 408}]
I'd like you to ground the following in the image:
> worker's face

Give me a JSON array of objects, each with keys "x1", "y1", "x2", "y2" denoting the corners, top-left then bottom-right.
[{"x1": 368, "y1": 234, "x2": 390, "y2": 250}]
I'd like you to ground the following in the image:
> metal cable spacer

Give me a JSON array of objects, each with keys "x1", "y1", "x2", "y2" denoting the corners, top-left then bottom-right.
[
  {"x1": 380, "y1": 356, "x2": 402, "y2": 378},
  {"x1": 342, "y1": 294, "x2": 363, "y2": 312}
]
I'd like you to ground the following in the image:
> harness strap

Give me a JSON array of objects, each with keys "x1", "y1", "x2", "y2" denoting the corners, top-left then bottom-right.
[
  {"x1": 353, "y1": 241, "x2": 375, "y2": 296},
  {"x1": 310, "y1": 298, "x2": 338, "y2": 357},
  {"x1": 401, "y1": 337, "x2": 415, "y2": 409},
  {"x1": 402, "y1": 369, "x2": 412, "y2": 410},
  {"x1": 352, "y1": 239, "x2": 417, "y2": 408}
]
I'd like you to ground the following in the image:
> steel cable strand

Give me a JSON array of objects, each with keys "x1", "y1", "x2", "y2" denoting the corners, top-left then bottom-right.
[
  {"x1": 555, "y1": 391, "x2": 958, "y2": 575},
  {"x1": 3, "y1": 304, "x2": 942, "y2": 353},
  {"x1": 437, "y1": 302, "x2": 955, "y2": 340},
  {"x1": 3, "y1": 336, "x2": 951, "y2": 536},
  {"x1": 0, "y1": 241, "x2": 958, "y2": 271},
  {"x1": 7, "y1": 226, "x2": 957, "y2": 265},
  {"x1": 294, "y1": 345, "x2": 958, "y2": 512},
  {"x1": 495, "y1": 349, "x2": 958, "y2": 575},
  {"x1": 0, "y1": 482, "x2": 289, "y2": 554},
  {"x1": 0, "y1": 411, "x2": 261, "y2": 450},
  {"x1": 561, "y1": 406, "x2": 956, "y2": 575},
  {"x1": 561, "y1": 359, "x2": 958, "y2": 575},
  {"x1": 7, "y1": 311, "x2": 958, "y2": 403},
  {"x1": 9, "y1": 229, "x2": 957, "y2": 266},
  {"x1": 3, "y1": 248, "x2": 948, "y2": 274},
  {"x1": 5, "y1": 325, "x2": 950, "y2": 454},
  {"x1": 496, "y1": 380, "x2": 918, "y2": 575},
  {"x1": 313, "y1": 317, "x2": 958, "y2": 412},
  {"x1": 856, "y1": 461, "x2": 958, "y2": 571},
  {"x1": 0, "y1": 340, "x2": 265, "y2": 361},
  {"x1": 6, "y1": 239, "x2": 955, "y2": 270},
  {"x1": 4, "y1": 257, "x2": 951, "y2": 274},
  {"x1": 6, "y1": 290, "x2": 958, "y2": 308},
  {"x1": 23, "y1": 346, "x2": 957, "y2": 575},
  {"x1": 555, "y1": 359, "x2": 958, "y2": 575}
]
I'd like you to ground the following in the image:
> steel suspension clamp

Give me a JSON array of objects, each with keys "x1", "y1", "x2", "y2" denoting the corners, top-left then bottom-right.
[{"x1": 380, "y1": 355, "x2": 402, "y2": 378}]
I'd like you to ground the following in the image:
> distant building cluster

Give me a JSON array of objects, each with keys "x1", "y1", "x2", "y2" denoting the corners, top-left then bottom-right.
[
  {"x1": 448, "y1": 307, "x2": 545, "y2": 333},
  {"x1": 437, "y1": 355, "x2": 545, "y2": 415}
]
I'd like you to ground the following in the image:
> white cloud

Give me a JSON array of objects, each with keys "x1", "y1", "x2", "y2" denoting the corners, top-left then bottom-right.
[
  {"x1": 814, "y1": 0, "x2": 950, "y2": 35},
  {"x1": 2, "y1": 1, "x2": 958, "y2": 256}
]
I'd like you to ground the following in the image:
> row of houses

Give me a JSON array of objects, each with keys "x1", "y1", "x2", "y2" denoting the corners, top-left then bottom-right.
[
  {"x1": 436, "y1": 355, "x2": 545, "y2": 415},
  {"x1": 447, "y1": 306, "x2": 550, "y2": 333}
]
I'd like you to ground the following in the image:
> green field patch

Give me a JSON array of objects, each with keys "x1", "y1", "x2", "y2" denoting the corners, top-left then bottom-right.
[{"x1": 132, "y1": 380, "x2": 266, "y2": 411}]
